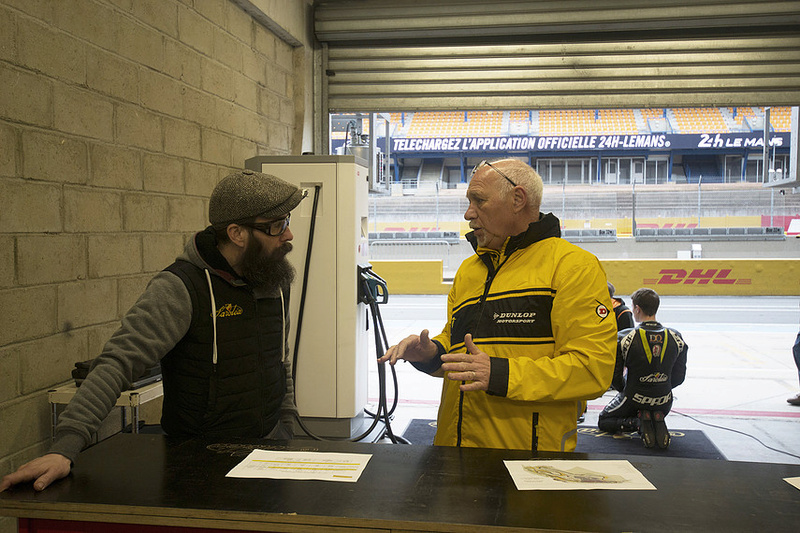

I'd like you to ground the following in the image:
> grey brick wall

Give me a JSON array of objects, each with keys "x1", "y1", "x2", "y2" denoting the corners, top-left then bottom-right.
[{"x1": 0, "y1": 3, "x2": 309, "y2": 525}]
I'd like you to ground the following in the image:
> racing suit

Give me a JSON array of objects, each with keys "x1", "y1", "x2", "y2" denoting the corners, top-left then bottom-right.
[
  {"x1": 417, "y1": 213, "x2": 617, "y2": 452},
  {"x1": 598, "y1": 320, "x2": 688, "y2": 433},
  {"x1": 612, "y1": 297, "x2": 634, "y2": 330}
]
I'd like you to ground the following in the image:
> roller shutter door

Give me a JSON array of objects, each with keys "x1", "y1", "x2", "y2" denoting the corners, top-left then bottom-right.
[{"x1": 314, "y1": 0, "x2": 800, "y2": 111}]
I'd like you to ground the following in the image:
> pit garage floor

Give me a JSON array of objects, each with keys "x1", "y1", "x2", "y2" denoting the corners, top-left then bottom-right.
[{"x1": 367, "y1": 295, "x2": 800, "y2": 465}]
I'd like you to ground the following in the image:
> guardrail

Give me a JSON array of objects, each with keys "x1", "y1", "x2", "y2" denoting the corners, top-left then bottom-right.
[
  {"x1": 634, "y1": 227, "x2": 785, "y2": 241},
  {"x1": 369, "y1": 229, "x2": 618, "y2": 243},
  {"x1": 561, "y1": 228, "x2": 617, "y2": 243},
  {"x1": 368, "y1": 231, "x2": 461, "y2": 242}
]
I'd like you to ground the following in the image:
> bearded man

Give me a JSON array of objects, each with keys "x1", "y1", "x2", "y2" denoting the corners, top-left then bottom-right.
[{"x1": 1, "y1": 170, "x2": 304, "y2": 493}]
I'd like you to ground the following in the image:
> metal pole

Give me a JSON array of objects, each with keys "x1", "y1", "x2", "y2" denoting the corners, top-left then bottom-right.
[
  {"x1": 384, "y1": 113, "x2": 391, "y2": 191},
  {"x1": 369, "y1": 113, "x2": 375, "y2": 190},
  {"x1": 435, "y1": 181, "x2": 440, "y2": 231},
  {"x1": 631, "y1": 181, "x2": 637, "y2": 236},
  {"x1": 741, "y1": 153, "x2": 748, "y2": 182},
  {"x1": 697, "y1": 175, "x2": 702, "y2": 226},
  {"x1": 770, "y1": 188, "x2": 775, "y2": 227},
  {"x1": 762, "y1": 107, "x2": 770, "y2": 183},
  {"x1": 723, "y1": 156, "x2": 727, "y2": 183}
]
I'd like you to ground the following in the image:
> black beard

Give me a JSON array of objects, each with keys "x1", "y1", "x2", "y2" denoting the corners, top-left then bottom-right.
[{"x1": 240, "y1": 238, "x2": 296, "y2": 293}]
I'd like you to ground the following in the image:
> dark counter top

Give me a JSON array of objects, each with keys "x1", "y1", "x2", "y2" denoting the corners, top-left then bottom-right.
[{"x1": 2, "y1": 434, "x2": 799, "y2": 532}]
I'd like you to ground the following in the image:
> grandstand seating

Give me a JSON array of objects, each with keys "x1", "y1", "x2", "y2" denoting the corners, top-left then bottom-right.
[
  {"x1": 538, "y1": 109, "x2": 638, "y2": 135},
  {"x1": 509, "y1": 110, "x2": 531, "y2": 122},
  {"x1": 405, "y1": 111, "x2": 504, "y2": 137},
  {"x1": 729, "y1": 107, "x2": 757, "y2": 128},
  {"x1": 641, "y1": 108, "x2": 668, "y2": 120},
  {"x1": 332, "y1": 107, "x2": 791, "y2": 141},
  {"x1": 768, "y1": 107, "x2": 791, "y2": 131},
  {"x1": 640, "y1": 108, "x2": 668, "y2": 132},
  {"x1": 670, "y1": 108, "x2": 728, "y2": 133}
]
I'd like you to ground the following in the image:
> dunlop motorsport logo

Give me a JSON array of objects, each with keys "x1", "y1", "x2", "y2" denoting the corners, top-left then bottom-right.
[
  {"x1": 216, "y1": 303, "x2": 244, "y2": 318},
  {"x1": 493, "y1": 311, "x2": 536, "y2": 324},
  {"x1": 644, "y1": 268, "x2": 751, "y2": 285}
]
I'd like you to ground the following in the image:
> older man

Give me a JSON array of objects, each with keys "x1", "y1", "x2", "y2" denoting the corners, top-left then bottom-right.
[
  {"x1": 381, "y1": 159, "x2": 616, "y2": 452},
  {"x1": 2, "y1": 169, "x2": 305, "y2": 492}
]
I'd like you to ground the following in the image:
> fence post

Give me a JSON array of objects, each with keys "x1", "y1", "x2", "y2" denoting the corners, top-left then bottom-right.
[
  {"x1": 697, "y1": 175, "x2": 703, "y2": 226},
  {"x1": 436, "y1": 181, "x2": 440, "y2": 231},
  {"x1": 631, "y1": 181, "x2": 637, "y2": 236}
]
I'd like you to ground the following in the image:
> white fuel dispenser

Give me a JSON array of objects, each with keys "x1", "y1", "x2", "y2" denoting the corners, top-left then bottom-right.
[{"x1": 244, "y1": 155, "x2": 370, "y2": 438}]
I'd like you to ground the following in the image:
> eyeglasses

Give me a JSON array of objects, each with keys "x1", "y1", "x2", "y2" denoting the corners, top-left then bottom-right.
[
  {"x1": 471, "y1": 160, "x2": 517, "y2": 187},
  {"x1": 247, "y1": 214, "x2": 291, "y2": 237}
]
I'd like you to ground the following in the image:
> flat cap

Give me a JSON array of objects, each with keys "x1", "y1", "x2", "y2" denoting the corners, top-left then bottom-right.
[{"x1": 209, "y1": 169, "x2": 304, "y2": 227}]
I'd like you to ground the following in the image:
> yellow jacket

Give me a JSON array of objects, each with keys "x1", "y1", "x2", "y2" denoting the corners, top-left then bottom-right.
[{"x1": 431, "y1": 214, "x2": 616, "y2": 452}]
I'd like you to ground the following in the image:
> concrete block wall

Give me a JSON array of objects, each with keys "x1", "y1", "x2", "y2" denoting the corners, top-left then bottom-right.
[{"x1": 0, "y1": 2, "x2": 310, "y2": 529}]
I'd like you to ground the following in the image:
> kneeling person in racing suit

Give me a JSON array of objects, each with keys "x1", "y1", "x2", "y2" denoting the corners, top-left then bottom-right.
[{"x1": 598, "y1": 288, "x2": 688, "y2": 448}]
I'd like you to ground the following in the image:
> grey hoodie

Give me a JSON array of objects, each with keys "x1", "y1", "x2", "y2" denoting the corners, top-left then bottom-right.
[{"x1": 51, "y1": 229, "x2": 297, "y2": 462}]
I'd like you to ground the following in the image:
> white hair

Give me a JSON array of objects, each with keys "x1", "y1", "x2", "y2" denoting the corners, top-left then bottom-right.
[{"x1": 491, "y1": 159, "x2": 543, "y2": 210}]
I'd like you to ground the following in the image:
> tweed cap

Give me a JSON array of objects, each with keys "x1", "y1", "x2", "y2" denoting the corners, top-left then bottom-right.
[{"x1": 209, "y1": 169, "x2": 304, "y2": 227}]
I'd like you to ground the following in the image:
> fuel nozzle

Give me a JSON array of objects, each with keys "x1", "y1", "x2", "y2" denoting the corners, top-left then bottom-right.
[{"x1": 357, "y1": 264, "x2": 388, "y2": 305}]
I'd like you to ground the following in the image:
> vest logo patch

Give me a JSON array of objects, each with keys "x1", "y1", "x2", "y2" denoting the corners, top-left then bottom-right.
[
  {"x1": 216, "y1": 303, "x2": 243, "y2": 317},
  {"x1": 595, "y1": 303, "x2": 609, "y2": 320},
  {"x1": 493, "y1": 311, "x2": 536, "y2": 324}
]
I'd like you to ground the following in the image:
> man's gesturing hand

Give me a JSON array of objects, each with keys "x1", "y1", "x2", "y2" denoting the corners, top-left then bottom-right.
[
  {"x1": 378, "y1": 329, "x2": 438, "y2": 365},
  {"x1": 0, "y1": 453, "x2": 71, "y2": 493},
  {"x1": 441, "y1": 333, "x2": 491, "y2": 391}
]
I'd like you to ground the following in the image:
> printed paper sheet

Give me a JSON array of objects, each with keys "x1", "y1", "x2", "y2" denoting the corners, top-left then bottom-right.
[
  {"x1": 226, "y1": 449, "x2": 372, "y2": 483},
  {"x1": 504, "y1": 459, "x2": 656, "y2": 490}
]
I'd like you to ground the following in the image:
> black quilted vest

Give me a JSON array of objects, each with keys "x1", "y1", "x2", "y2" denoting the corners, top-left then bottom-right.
[{"x1": 160, "y1": 260, "x2": 286, "y2": 438}]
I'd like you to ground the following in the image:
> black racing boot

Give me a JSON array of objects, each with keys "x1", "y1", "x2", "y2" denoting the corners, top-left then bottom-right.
[
  {"x1": 653, "y1": 411, "x2": 670, "y2": 449},
  {"x1": 621, "y1": 417, "x2": 640, "y2": 433},
  {"x1": 638, "y1": 410, "x2": 655, "y2": 448}
]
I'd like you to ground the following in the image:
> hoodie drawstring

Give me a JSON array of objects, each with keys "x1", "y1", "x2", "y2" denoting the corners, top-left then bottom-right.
[
  {"x1": 279, "y1": 287, "x2": 286, "y2": 362},
  {"x1": 204, "y1": 269, "x2": 218, "y2": 367}
]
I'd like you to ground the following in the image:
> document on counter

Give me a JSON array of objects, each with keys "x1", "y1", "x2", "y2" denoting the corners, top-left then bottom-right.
[
  {"x1": 784, "y1": 477, "x2": 800, "y2": 491},
  {"x1": 504, "y1": 459, "x2": 656, "y2": 490},
  {"x1": 226, "y1": 449, "x2": 372, "y2": 482}
]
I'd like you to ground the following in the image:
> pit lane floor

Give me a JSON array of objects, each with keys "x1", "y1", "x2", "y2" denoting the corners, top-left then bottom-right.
[{"x1": 368, "y1": 295, "x2": 800, "y2": 465}]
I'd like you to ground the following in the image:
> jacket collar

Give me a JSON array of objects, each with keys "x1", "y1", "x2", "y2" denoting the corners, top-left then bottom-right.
[
  {"x1": 465, "y1": 212, "x2": 562, "y2": 258},
  {"x1": 191, "y1": 227, "x2": 247, "y2": 287}
]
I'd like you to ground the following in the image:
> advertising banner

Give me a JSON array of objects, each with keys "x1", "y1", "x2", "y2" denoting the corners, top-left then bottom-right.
[
  {"x1": 390, "y1": 132, "x2": 790, "y2": 154},
  {"x1": 602, "y1": 259, "x2": 800, "y2": 296},
  {"x1": 372, "y1": 259, "x2": 800, "y2": 296}
]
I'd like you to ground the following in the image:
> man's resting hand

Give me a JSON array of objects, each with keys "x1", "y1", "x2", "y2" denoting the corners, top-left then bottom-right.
[{"x1": 0, "y1": 453, "x2": 71, "y2": 492}]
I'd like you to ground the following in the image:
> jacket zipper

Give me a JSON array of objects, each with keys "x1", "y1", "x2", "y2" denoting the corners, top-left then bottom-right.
[
  {"x1": 456, "y1": 251, "x2": 508, "y2": 447},
  {"x1": 253, "y1": 288, "x2": 267, "y2": 436}
]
